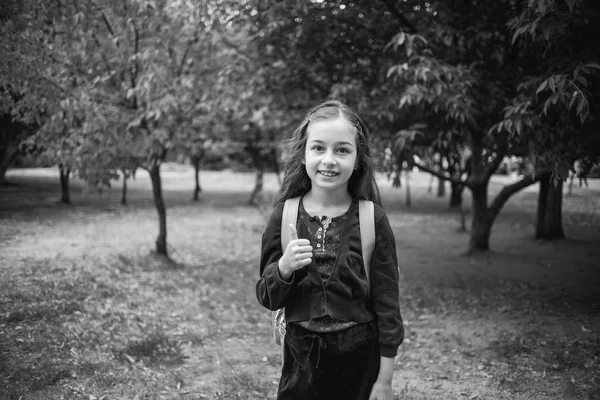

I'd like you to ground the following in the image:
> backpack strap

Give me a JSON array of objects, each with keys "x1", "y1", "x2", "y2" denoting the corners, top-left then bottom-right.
[
  {"x1": 273, "y1": 197, "x2": 301, "y2": 347},
  {"x1": 358, "y1": 200, "x2": 375, "y2": 282},
  {"x1": 281, "y1": 197, "x2": 301, "y2": 251}
]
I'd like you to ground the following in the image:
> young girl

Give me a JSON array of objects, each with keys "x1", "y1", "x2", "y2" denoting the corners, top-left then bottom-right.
[{"x1": 256, "y1": 100, "x2": 404, "y2": 400}]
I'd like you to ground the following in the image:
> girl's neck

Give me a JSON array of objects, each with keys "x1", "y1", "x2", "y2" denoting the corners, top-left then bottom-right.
[{"x1": 303, "y1": 188, "x2": 353, "y2": 217}]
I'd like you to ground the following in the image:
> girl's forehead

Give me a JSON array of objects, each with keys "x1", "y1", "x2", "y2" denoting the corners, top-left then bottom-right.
[{"x1": 306, "y1": 118, "x2": 356, "y2": 143}]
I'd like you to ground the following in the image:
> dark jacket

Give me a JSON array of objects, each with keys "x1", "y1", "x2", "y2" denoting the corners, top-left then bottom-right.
[{"x1": 256, "y1": 199, "x2": 404, "y2": 357}]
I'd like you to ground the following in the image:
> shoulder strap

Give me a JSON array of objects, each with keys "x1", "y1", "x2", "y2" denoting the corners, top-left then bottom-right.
[
  {"x1": 359, "y1": 200, "x2": 375, "y2": 281},
  {"x1": 281, "y1": 197, "x2": 301, "y2": 251}
]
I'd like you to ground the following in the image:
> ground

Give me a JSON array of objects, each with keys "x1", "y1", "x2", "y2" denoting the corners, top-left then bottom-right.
[{"x1": 0, "y1": 166, "x2": 599, "y2": 400}]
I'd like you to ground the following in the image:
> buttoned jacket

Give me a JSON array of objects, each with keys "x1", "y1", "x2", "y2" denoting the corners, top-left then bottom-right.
[{"x1": 256, "y1": 199, "x2": 404, "y2": 357}]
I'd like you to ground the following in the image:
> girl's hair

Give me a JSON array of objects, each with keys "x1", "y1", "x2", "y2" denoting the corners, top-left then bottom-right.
[{"x1": 274, "y1": 99, "x2": 381, "y2": 206}]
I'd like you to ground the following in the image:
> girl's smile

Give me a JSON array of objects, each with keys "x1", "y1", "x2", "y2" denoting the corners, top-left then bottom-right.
[{"x1": 318, "y1": 170, "x2": 339, "y2": 177}]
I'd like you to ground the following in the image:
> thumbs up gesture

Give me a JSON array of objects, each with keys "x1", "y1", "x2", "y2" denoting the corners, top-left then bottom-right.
[{"x1": 278, "y1": 224, "x2": 313, "y2": 280}]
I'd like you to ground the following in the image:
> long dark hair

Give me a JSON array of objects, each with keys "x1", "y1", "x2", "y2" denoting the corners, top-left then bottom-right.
[{"x1": 273, "y1": 99, "x2": 381, "y2": 206}]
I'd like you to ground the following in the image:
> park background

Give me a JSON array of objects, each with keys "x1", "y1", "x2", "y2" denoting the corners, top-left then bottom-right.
[{"x1": 1, "y1": 1, "x2": 600, "y2": 399}]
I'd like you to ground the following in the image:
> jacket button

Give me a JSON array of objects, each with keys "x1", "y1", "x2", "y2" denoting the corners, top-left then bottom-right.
[{"x1": 320, "y1": 296, "x2": 326, "y2": 302}]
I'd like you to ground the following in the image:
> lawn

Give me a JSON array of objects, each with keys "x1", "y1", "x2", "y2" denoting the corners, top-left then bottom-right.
[{"x1": 1, "y1": 166, "x2": 599, "y2": 400}]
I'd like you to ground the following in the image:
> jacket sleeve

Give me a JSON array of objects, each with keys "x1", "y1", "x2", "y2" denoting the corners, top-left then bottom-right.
[
  {"x1": 370, "y1": 205, "x2": 404, "y2": 357},
  {"x1": 255, "y1": 203, "x2": 295, "y2": 311}
]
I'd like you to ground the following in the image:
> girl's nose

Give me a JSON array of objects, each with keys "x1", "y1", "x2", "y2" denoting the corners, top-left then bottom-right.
[{"x1": 322, "y1": 151, "x2": 337, "y2": 165}]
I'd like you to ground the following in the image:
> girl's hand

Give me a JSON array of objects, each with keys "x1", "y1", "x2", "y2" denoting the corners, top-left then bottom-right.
[
  {"x1": 278, "y1": 224, "x2": 312, "y2": 280},
  {"x1": 369, "y1": 356, "x2": 395, "y2": 400},
  {"x1": 368, "y1": 380, "x2": 393, "y2": 400}
]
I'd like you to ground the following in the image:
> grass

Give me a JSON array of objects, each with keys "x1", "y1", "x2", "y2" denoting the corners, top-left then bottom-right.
[{"x1": 1, "y1": 165, "x2": 599, "y2": 399}]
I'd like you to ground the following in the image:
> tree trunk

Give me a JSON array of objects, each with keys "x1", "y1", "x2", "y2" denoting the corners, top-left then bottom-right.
[
  {"x1": 247, "y1": 143, "x2": 264, "y2": 205},
  {"x1": 449, "y1": 182, "x2": 464, "y2": 208},
  {"x1": 437, "y1": 177, "x2": 445, "y2": 197},
  {"x1": 468, "y1": 182, "x2": 491, "y2": 252},
  {"x1": 0, "y1": 145, "x2": 14, "y2": 185},
  {"x1": 567, "y1": 173, "x2": 574, "y2": 196},
  {"x1": 191, "y1": 154, "x2": 203, "y2": 201},
  {"x1": 149, "y1": 164, "x2": 168, "y2": 256},
  {"x1": 249, "y1": 168, "x2": 264, "y2": 205},
  {"x1": 427, "y1": 173, "x2": 434, "y2": 193},
  {"x1": 59, "y1": 165, "x2": 71, "y2": 204},
  {"x1": 0, "y1": 161, "x2": 9, "y2": 186},
  {"x1": 270, "y1": 147, "x2": 282, "y2": 186},
  {"x1": 535, "y1": 173, "x2": 565, "y2": 240},
  {"x1": 0, "y1": 115, "x2": 25, "y2": 186},
  {"x1": 121, "y1": 171, "x2": 128, "y2": 205},
  {"x1": 405, "y1": 170, "x2": 411, "y2": 207},
  {"x1": 436, "y1": 156, "x2": 446, "y2": 197}
]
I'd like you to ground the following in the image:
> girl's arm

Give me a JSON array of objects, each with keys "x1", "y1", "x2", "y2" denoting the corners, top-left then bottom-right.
[
  {"x1": 370, "y1": 206, "x2": 404, "y2": 356},
  {"x1": 369, "y1": 356, "x2": 395, "y2": 400}
]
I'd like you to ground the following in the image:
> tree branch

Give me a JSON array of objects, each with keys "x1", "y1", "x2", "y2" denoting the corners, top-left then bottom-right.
[
  {"x1": 488, "y1": 168, "x2": 550, "y2": 219},
  {"x1": 177, "y1": 23, "x2": 201, "y2": 77},
  {"x1": 129, "y1": 18, "x2": 140, "y2": 109},
  {"x1": 40, "y1": 75, "x2": 69, "y2": 95},
  {"x1": 101, "y1": 12, "x2": 115, "y2": 37},
  {"x1": 483, "y1": 147, "x2": 508, "y2": 182},
  {"x1": 413, "y1": 160, "x2": 468, "y2": 187},
  {"x1": 214, "y1": 23, "x2": 259, "y2": 65}
]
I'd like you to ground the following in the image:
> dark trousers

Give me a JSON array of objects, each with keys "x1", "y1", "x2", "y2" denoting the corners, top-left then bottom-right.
[{"x1": 277, "y1": 321, "x2": 380, "y2": 400}]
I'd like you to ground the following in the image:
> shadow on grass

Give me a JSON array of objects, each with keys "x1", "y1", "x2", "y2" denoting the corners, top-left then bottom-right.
[
  {"x1": 2, "y1": 301, "x2": 82, "y2": 324},
  {"x1": 0, "y1": 359, "x2": 72, "y2": 394},
  {"x1": 115, "y1": 330, "x2": 187, "y2": 367}
]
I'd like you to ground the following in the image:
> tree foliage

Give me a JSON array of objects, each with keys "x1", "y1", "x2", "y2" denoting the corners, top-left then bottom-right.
[
  {"x1": 3, "y1": 0, "x2": 598, "y2": 255},
  {"x1": 3, "y1": 0, "x2": 250, "y2": 256},
  {"x1": 386, "y1": 0, "x2": 599, "y2": 251}
]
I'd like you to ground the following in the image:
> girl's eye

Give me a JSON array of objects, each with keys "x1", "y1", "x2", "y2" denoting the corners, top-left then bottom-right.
[
  {"x1": 312, "y1": 145, "x2": 324, "y2": 151},
  {"x1": 337, "y1": 148, "x2": 350, "y2": 154}
]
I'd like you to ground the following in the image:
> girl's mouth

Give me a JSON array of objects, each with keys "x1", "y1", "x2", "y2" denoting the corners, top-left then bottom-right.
[{"x1": 319, "y1": 171, "x2": 339, "y2": 177}]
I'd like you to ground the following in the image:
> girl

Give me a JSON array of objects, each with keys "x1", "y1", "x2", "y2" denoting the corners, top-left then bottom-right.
[{"x1": 256, "y1": 100, "x2": 404, "y2": 400}]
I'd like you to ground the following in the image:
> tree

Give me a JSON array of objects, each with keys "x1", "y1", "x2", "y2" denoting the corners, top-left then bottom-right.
[
  {"x1": 386, "y1": 0, "x2": 600, "y2": 250},
  {"x1": 0, "y1": 1, "x2": 66, "y2": 184},
  {"x1": 87, "y1": 0, "x2": 225, "y2": 257},
  {"x1": 32, "y1": 96, "x2": 88, "y2": 203},
  {"x1": 0, "y1": 112, "x2": 34, "y2": 186},
  {"x1": 386, "y1": 1, "x2": 562, "y2": 253},
  {"x1": 12, "y1": 0, "x2": 238, "y2": 257},
  {"x1": 502, "y1": 0, "x2": 600, "y2": 240}
]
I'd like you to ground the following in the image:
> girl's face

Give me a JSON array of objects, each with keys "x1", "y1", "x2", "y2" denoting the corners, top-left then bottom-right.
[{"x1": 302, "y1": 117, "x2": 358, "y2": 195}]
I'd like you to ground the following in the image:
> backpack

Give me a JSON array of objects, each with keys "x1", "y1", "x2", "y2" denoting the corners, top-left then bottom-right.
[{"x1": 271, "y1": 196, "x2": 376, "y2": 346}]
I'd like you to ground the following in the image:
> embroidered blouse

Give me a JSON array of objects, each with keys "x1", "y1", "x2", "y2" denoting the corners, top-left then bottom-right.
[{"x1": 296, "y1": 199, "x2": 357, "y2": 332}]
